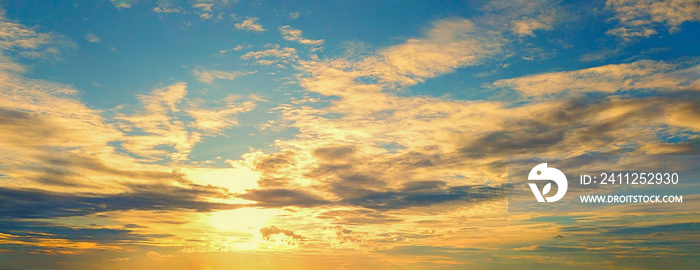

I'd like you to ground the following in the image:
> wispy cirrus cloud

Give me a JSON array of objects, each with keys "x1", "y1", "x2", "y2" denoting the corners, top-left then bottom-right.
[
  {"x1": 605, "y1": 0, "x2": 700, "y2": 40},
  {"x1": 187, "y1": 96, "x2": 256, "y2": 134},
  {"x1": 116, "y1": 82, "x2": 259, "y2": 159},
  {"x1": 192, "y1": 68, "x2": 255, "y2": 84},
  {"x1": 116, "y1": 83, "x2": 200, "y2": 161},
  {"x1": 288, "y1": 12, "x2": 300, "y2": 20},
  {"x1": 481, "y1": 0, "x2": 564, "y2": 37},
  {"x1": 0, "y1": 14, "x2": 74, "y2": 63},
  {"x1": 378, "y1": 19, "x2": 501, "y2": 85},
  {"x1": 492, "y1": 60, "x2": 700, "y2": 96},
  {"x1": 295, "y1": 18, "x2": 501, "y2": 95}
]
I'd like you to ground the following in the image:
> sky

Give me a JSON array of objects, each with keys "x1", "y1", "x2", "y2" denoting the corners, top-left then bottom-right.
[{"x1": 0, "y1": 0, "x2": 699, "y2": 269}]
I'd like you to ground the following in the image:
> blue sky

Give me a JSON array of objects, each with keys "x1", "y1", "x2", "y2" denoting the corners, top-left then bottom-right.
[
  {"x1": 0, "y1": 0, "x2": 699, "y2": 268},
  {"x1": 7, "y1": 0, "x2": 694, "y2": 163}
]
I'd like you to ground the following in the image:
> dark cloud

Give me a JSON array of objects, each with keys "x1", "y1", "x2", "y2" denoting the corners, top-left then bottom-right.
[
  {"x1": 240, "y1": 177, "x2": 504, "y2": 211},
  {"x1": 330, "y1": 226, "x2": 358, "y2": 243},
  {"x1": 254, "y1": 151, "x2": 296, "y2": 174},
  {"x1": 461, "y1": 92, "x2": 700, "y2": 157},
  {"x1": 327, "y1": 174, "x2": 387, "y2": 198},
  {"x1": 0, "y1": 220, "x2": 173, "y2": 254},
  {"x1": 239, "y1": 182, "x2": 504, "y2": 211},
  {"x1": 238, "y1": 188, "x2": 330, "y2": 207},
  {"x1": 256, "y1": 176, "x2": 293, "y2": 187},
  {"x1": 0, "y1": 184, "x2": 238, "y2": 219},
  {"x1": 392, "y1": 151, "x2": 442, "y2": 168},
  {"x1": 306, "y1": 163, "x2": 354, "y2": 177},
  {"x1": 559, "y1": 220, "x2": 700, "y2": 242},
  {"x1": 0, "y1": 220, "x2": 171, "y2": 244},
  {"x1": 36, "y1": 154, "x2": 182, "y2": 181},
  {"x1": 341, "y1": 184, "x2": 505, "y2": 210},
  {"x1": 0, "y1": 108, "x2": 32, "y2": 122},
  {"x1": 605, "y1": 222, "x2": 698, "y2": 236},
  {"x1": 313, "y1": 145, "x2": 355, "y2": 161},
  {"x1": 461, "y1": 120, "x2": 566, "y2": 158},
  {"x1": 401, "y1": 181, "x2": 446, "y2": 192},
  {"x1": 0, "y1": 108, "x2": 65, "y2": 146},
  {"x1": 0, "y1": 107, "x2": 200, "y2": 191},
  {"x1": 259, "y1": 226, "x2": 303, "y2": 241}
]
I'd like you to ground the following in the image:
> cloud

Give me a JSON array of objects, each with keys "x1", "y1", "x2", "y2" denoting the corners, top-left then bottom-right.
[
  {"x1": 0, "y1": 184, "x2": 235, "y2": 219},
  {"x1": 235, "y1": 17, "x2": 699, "y2": 224},
  {"x1": 480, "y1": 0, "x2": 564, "y2": 37},
  {"x1": 0, "y1": 69, "x2": 144, "y2": 194},
  {"x1": 279, "y1": 26, "x2": 323, "y2": 46},
  {"x1": 259, "y1": 226, "x2": 303, "y2": 242},
  {"x1": 378, "y1": 19, "x2": 500, "y2": 85},
  {"x1": 192, "y1": 2, "x2": 213, "y2": 12},
  {"x1": 233, "y1": 44, "x2": 248, "y2": 50},
  {"x1": 341, "y1": 184, "x2": 505, "y2": 211},
  {"x1": 0, "y1": 18, "x2": 262, "y2": 223},
  {"x1": 110, "y1": 0, "x2": 137, "y2": 9},
  {"x1": 235, "y1": 18, "x2": 266, "y2": 32},
  {"x1": 288, "y1": 12, "x2": 300, "y2": 20},
  {"x1": 666, "y1": 102, "x2": 700, "y2": 131},
  {"x1": 190, "y1": 1, "x2": 223, "y2": 20},
  {"x1": 312, "y1": 145, "x2": 356, "y2": 161},
  {"x1": 241, "y1": 46, "x2": 297, "y2": 60},
  {"x1": 241, "y1": 46, "x2": 298, "y2": 67},
  {"x1": 226, "y1": 20, "x2": 535, "y2": 218},
  {"x1": 492, "y1": 60, "x2": 700, "y2": 96},
  {"x1": 0, "y1": 230, "x2": 122, "y2": 254},
  {"x1": 512, "y1": 245, "x2": 587, "y2": 252},
  {"x1": 238, "y1": 188, "x2": 331, "y2": 207},
  {"x1": 187, "y1": 96, "x2": 256, "y2": 134},
  {"x1": 295, "y1": 18, "x2": 502, "y2": 98},
  {"x1": 381, "y1": 245, "x2": 482, "y2": 257},
  {"x1": 0, "y1": 14, "x2": 74, "y2": 62},
  {"x1": 116, "y1": 83, "x2": 201, "y2": 161},
  {"x1": 604, "y1": 222, "x2": 699, "y2": 236},
  {"x1": 147, "y1": 251, "x2": 174, "y2": 259},
  {"x1": 83, "y1": 33, "x2": 101, "y2": 43},
  {"x1": 605, "y1": 0, "x2": 700, "y2": 40},
  {"x1": 0, "y1": 220, "x2": 171, "y2": 247},
  {"x1": 579, "y1": 49, "x2": 622, "y2": 62},
  {"x1": 2, "y1": 5, "x2": 699, "y2": 266},
  {"x1": 238, "y1": 141, "x2": 506, "y2": 210},
  {"x1": 116, "y1": 83, "x2": 259, "y2": 158},
  {"x1": 461, "y1": 92, "x2": 700, "y2": 157},
  {"x1": 104, "y1": 257, "x2": 130, "y2": 262},
  {"x1": 316, "y1": 209, "x2": 403, "y2": 225},
  {"x1": 153, "y1": 5, "x2": 182, "y2": 14},
  {"x1": 512, "y1": 18, "x2": 553, "y2": 36},
  {"x1": 192, "y1": 68, "x2": 254, "y2": 84}
]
